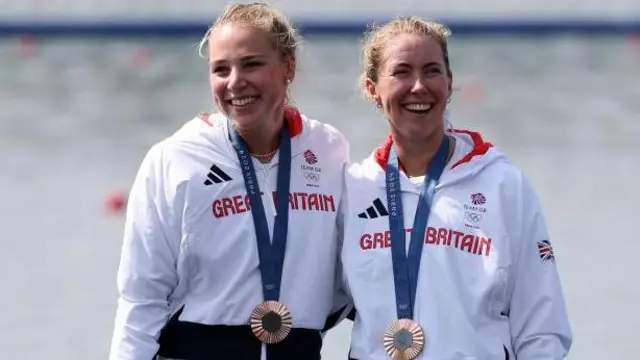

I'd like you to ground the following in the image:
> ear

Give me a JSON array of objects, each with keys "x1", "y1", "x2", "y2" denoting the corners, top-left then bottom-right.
[
  {"x1": 284, "y1": 55, "x2": 296, "y2": 82},
  {"x1": 364, "y1": 77, "x2": 379, "y2": 104},
  {"x1": 447, "y1": 73, "x2": 453, "y2": 99}
]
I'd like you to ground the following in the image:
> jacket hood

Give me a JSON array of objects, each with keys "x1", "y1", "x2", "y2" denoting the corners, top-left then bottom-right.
[
  {"x1": 362, "y1": 128, "x2": 508, "y2": 191},
  {"x1": 167, "y1": 107, "x2": 306, "y2": 168}
]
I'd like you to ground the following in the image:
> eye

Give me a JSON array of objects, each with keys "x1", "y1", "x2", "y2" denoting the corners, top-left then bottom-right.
[
  {"x1": 211, "y1": 65, "x2": 230, "y2": 76},
  {"x1": 425, "y1": 66, "x2": 443, "y2": 76},
  {"x1": 243, "y1": 61, "x2": 264, "y2": 70},
  {"x1": 246, "y1": 61, "x2": 263, "y2": 67},
  {"x1": 391, "y1": 69, "x2": 410, "y2": 77}
]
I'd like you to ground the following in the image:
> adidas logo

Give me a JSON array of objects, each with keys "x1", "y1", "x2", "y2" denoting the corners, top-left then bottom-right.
[
  {"x1": 357, "y1": 198, "x2": 389, "y2": 219},
  {"x1": 204, "y1": 164, "x2": 233, "y2": 186}
]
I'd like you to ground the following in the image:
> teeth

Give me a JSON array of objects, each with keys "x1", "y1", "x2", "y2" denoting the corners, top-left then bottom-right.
[
  {"x1": 230, "y1": 97, "x2": 257, "y2": 106},
  {"x1": 404, "y1": 103, "x2": 431, "y2": 111}
]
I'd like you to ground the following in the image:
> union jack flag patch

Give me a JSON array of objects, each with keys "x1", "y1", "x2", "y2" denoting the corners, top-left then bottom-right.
[{"x1": 537, "y1": 240, "x2": 555, "y2": 262}]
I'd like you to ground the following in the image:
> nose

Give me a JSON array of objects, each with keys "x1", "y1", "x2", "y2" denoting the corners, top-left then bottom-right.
[
  {"x1": 410, "y1": 76, "x2": 428, "y2": 94},
  {"x1": 228, "y1": 67, "x2": 246, "y2": 90}
]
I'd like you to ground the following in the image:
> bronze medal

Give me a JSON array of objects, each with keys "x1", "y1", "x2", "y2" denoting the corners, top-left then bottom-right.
[
  {"x1": 383, "y1": 319, "x2": 426, "y2": 360},
  {"x1": 249, "y1": 300, "x2": 292, "y2": 344}
]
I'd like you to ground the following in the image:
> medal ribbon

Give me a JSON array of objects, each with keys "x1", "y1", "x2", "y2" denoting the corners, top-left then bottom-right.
[
  {"x1": 229, "y1": 121, "x2": 292, "y2": 302},
  {"x1": 386, "y1": 135, "x2": 449, "y2": 320}
]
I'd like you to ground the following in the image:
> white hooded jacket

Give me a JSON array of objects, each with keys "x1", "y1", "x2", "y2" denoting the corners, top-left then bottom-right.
[
  {"x1": 341, "y1": 129, "x2": 572, "y2": 359},
  {"x1": 109, "y1": 109, "x2": 350, "y2": 360}
]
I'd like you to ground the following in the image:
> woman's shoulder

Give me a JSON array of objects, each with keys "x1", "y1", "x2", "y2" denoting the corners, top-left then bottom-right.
[
  {"x1": 298, "y1": 112, "x2": 350, "y2": 163},
  {"x1": 135, "y1": 112, "x2": 230, "y2": 173},
  {"x1": 447, "y1": 129, "x2": 528, "y2": 188},
  {"x1": 345, "y1": 153, "x2": 381, "y2": 185}
]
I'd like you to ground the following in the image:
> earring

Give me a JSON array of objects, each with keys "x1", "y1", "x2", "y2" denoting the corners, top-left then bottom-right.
[
  {"x1": 376, "y1": 103, "x2": 382, "y2": 108},
  {"x1": 286, "y1": 78, "x2": 291, "y2": 84}
]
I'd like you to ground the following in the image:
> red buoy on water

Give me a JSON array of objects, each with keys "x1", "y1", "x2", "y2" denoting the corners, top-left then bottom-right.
[
  {"x1": 130, "y1": 46, "x2": 151, "y2": 69},
  {"x1": 105, "y1": 191, "x2": 128, "y2": 213},
  {"x1": 15, "y1": 35, "x2": 37, "y2": 58},
  {"x1": 627, "y1": 33, "x2": 640, "y2": 58}
]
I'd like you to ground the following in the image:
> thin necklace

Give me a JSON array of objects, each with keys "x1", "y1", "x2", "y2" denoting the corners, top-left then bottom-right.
[
  {"x1": 231, "y1": 123, "x2": 279, "y2": 160},
  {"x1": 250, "y1": 148, "x2": 279, "y2": 159}
]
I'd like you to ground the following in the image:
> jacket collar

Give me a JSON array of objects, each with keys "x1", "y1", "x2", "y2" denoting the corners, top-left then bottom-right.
[
  {"x1": 373, "y1": 129, "x2": 494, "y2": 191},
  {"x1": 198, "y1": 106, "x2": 303, "y2": 138}
]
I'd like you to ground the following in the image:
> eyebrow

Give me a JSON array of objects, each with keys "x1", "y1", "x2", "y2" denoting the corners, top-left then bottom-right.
[
  {"x1": 209, "y1": 54, "x2": 266, "y2": 66},
  {"x1": 390, "y1": 61, "x2": 441, "y2": 68}
]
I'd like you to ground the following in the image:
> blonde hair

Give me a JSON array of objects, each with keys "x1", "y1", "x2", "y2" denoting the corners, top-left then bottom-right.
[
  {"x1": 359, "y1": 17, "x2": 452, "y2": 101},
  {"x1": 197, "y1": 2, "x2": 300, "y2": 70}
]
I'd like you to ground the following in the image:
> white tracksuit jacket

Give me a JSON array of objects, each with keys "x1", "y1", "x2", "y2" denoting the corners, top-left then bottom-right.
[
  {"x1": 341, "y1": 129, "x2": 572, "y2": 360},
  {"x1": 109, "y1": 109, "x2": 350, "y2": 360}
]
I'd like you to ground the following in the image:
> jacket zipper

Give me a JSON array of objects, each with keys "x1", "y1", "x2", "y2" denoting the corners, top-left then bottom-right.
[{"x1": 258, "y1": 161, "x2": 277, "y2": 216}]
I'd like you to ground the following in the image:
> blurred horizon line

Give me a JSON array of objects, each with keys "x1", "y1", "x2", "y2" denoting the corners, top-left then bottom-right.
[{"x1": 0, "y1": 17, "x2": 639, "y2": 38}]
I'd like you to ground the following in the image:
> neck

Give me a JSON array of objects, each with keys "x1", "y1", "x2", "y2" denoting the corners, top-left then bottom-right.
[
  {"x1": 234, "y1": 109, "x2": 285, "y2": 162},
  {"x1": 393, "y1": 130, "x2": 447, "y2": 178}
]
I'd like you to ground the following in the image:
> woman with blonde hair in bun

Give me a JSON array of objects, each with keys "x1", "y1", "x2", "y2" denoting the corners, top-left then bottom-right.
[
  {"x1": 340, "y1": 17, "x2": 572, "y2": 360},
  {"x1": 109, "y1": 3, "x2": 352, "y2": 359}
]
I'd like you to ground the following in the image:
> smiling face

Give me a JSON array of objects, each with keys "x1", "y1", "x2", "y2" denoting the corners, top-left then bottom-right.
[
  {"x1": 366, "y1": 32, "x2": 452, "y2": 142},
  {"x1": 208, "y1": 22, "x2": 294, "y2": 130}
]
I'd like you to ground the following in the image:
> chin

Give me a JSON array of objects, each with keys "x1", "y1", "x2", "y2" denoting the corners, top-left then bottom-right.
[
  {"x1": 225, "y1": 106, "x2": 263, "y2": 129},
  {"x1": 400, "y1": 120, "x2": 442, "y2": 141},
  {"x1": 232, "y1": 114, "x2": 263, "y2": 130}
]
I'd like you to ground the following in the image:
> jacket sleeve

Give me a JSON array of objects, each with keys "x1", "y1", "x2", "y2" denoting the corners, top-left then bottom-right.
[
  {"x1": 508, "y1": 175, "x2": 572, "y2": 359},
  {"x1": 322, "y1": 147, "x2": 354, "y2": 333},
  {"x1": 109, "y1": 144, "x2": 181, "y2": 360},
  {"x1": 321, "y1": 251, "x2": 354, "y2": 332}
]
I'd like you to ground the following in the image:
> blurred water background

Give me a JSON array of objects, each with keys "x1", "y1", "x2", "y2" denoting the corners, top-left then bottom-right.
[{"x1": 1, "y1": 1, "x2": 639, "y2": 359}]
